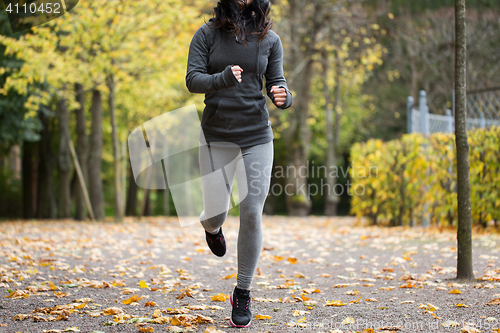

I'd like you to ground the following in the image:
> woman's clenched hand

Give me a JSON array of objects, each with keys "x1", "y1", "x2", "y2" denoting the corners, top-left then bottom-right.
[
  {"x1": 231, "y1": 65, "x2": 243, "y2": 82},
  {"x1": 270, "y1": 86, "x2": 287, "y2": 106}
]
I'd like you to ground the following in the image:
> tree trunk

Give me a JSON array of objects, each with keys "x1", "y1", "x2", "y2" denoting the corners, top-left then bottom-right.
[
  {"x1": 125, "y1": 160, "x2": 139, "y2": 216},
  {"x1": 454, "y1": 0, "x2": 474, "y2": 280},
  {"x1": 37, "y1": 111, "x2": 57, "y2": 219},
  {"x1": 143, "y1": 189, "x2": 152, "y2": 217},
  {"x1": 107, "y1": 75, "x2": 124, "y2": 221},
  {"x1": 88, "y1": 88, "x2": 106, "y2": 220},
  {"x1": 9, "y1": 145, "x2": 21, "y2": 180},
  {"x1": 57, "y1": 97, "x2": 72, "y2": 218},
  {"x1": 74, "y1": 83, "x2": 89, "y2": 221},
  {"x1": 22, "y1": 140, "x2": 38, "y2": 219},
  {"x1": 324, "y1": 49, "x2": 341, "y2": 216},
  {"x1": 282, "y1": 0, "x2": 314, "y2": 216},
  {"x1": 263, "y1": 186, "x2": 276, "y2": 215}
]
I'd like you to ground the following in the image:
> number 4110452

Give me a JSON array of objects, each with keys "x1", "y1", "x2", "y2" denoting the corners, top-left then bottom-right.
[{"x1": 5, "y1": 2, "x2": 61, "y2": 14}]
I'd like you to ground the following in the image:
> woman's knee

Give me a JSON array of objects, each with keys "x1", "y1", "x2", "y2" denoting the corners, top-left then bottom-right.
[
  {"x1": 201, "y1": 210, "x2": 228, "y2": 226},
  {"x1": 240, "y1": 207, "x2": 263, "y2": 229}
]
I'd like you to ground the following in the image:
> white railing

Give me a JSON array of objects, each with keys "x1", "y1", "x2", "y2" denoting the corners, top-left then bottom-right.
[{"x1": 408, "y1": 90, "x2": 500, "y2": 134}]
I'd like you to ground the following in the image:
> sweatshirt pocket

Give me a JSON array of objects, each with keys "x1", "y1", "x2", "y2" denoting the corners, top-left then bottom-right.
[{"x1": 205, "y1": 97, "x2": 266, "y2": 134}]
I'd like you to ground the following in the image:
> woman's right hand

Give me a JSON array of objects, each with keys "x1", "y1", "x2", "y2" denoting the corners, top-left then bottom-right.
[{"x1": 231, "y1": 65, "x2": 243, "y2": 82}]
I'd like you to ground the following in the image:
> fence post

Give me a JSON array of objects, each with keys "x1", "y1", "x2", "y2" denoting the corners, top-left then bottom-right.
[
  {"x1": 419, "y1": 90, "x2": 429, "y2": 135},
  {"x1": 419, "y1": 90, "x2": 431, "y2": 227},
  {"x1": 479, "y1": 111, "x2": 486, "y2": 128},
  {"x1": 407, "y1": 96, "x2": 414, "y2": 133},
  {"x1": 446, "y1": 109, "x2": 453, "y2": 133}
]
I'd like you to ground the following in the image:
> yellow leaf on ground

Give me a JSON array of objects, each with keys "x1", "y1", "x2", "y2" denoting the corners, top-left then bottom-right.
[
  {"x1": 455, "y1": 303, "x2": 468, "y2": 307},
  {"x1": 426, "y1": 303, "x2": 439, "y2": 311},
  {"x1": 297, "y1": 316, "x2": 307, "y2": 323},
  {"x1": 74, "y1": 303, "x2": 86, "y2": 309},
  {"x1": 325, "y1": 300, "x2": 347, "y2": 306},
  {"x1": 103, "y1": 307, "x2": 124, "y2": 315},
  {"x1": 255, "y1": 314, "x2": 271, "y2": 319},
  {"x1": 211, "y1": 293, "x2": 227, "y2": 302},
  {"x1": 287, "y1": 257, "x2": 298, "y2": 264},
  {"x1": 350, "y1": 296, "x2": 362, "y2": 304},
  {"x1": 342, "y1": 317, "x2": 355, "y2": 324},
  {"x1": 122, "y1": 294, "x2": 143, "y2": 305},
  {"x1": 6, "y1": 290, "x2": 29, "y2": 299},
  {"x1": 139, "y1": 280, "x2": 149, "y2": 288},
  {"x1": 449, "y1": 289, "x2": 461, "y2": 294},
  {"x1": 137, "y1": 324, "x2": 154, "y2": 332},
  {"x1": 48, "y1": 281, "x2": 59, "y2": 291}
]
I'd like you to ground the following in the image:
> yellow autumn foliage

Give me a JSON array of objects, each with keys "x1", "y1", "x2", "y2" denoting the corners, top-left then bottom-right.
[{"x1": 350, "y1": 126, "x2": 500, "y2": 227}]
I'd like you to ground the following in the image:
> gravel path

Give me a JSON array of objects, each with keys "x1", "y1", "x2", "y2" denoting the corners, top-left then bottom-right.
[{"x1": 0, "y1": 216, "x2": 499, "y2": 333}]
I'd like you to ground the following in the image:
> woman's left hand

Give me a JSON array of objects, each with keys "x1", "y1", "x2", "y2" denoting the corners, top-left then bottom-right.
[{"x1": 270, "y1": 86, "x2": 287, "y2": 106}]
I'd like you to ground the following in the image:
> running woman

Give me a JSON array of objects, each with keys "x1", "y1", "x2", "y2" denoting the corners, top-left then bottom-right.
[{"x1": 185, "y1": 0, "x2": 293, "y2": 327}]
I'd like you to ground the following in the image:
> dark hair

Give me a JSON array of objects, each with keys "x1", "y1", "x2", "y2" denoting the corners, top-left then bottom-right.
[{"x1": 206, "y1": 0, "x2": 273, "y2": 48}]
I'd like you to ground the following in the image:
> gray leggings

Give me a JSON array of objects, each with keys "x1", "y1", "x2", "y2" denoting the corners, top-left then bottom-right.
[{"x1": 198, "y1": 140, "x2": 273, "y2": 290}]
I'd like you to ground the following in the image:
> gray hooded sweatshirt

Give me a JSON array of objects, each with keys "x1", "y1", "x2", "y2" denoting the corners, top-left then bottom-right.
[{"x1": 185, "y1": 7, "x2": 293, "y2": 147}]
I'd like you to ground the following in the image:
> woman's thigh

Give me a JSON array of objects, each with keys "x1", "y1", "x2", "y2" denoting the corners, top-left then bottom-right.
[
  {"x1": 198, "y1": 142, "x2": 242, "y2": 219},
  {"x1": 236, "y1": 141, "x2": 274, "y2": 209}
]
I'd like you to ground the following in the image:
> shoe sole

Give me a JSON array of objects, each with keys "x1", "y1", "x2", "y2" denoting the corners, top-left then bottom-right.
[
  {"x1": 230, "y1": 293, "x2": 252, "y2": 328},
  {"x1": 206, "y1": 231, "x2": 226, "y2": 257}
]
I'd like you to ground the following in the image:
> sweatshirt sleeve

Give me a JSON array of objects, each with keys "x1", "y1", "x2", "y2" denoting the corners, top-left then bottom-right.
[
  {"x1": 265, "y1": 35, "x2": 293, "y2": 109},
  {"x1": 186, "y1": 27, "x2": 240, "y2": 94}
]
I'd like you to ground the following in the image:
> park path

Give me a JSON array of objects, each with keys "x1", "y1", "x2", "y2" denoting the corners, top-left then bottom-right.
[{"x1": 0, "y1": 216, "x2": 499, "y2": 333}]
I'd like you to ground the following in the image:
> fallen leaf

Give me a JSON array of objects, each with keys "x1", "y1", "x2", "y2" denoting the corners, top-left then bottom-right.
[
  {"x1": 486, "y1": 298, "x2": 500, "y2": 305},
  {"x1": 211, "y1": 293, "x2": 227, "y2": 302},
  {"x1": 103, "y1": 307, "x2": 124, "y2": 315},
  {"x1": 349, "y1": 296, "x2": 362, "y2": 304},
  {"x1": 122, "y1": 294, "x2": 144, "y2": 305},
  {"x1": 325, "y1": 300, "x2": 347, "y2": 306},
  {"x1": 255, "y1": 314, "x2": 271, "y2": 319}
]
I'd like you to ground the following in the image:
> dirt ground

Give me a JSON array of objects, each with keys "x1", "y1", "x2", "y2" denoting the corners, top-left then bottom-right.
[{"x1": 0, "y1": 216, "x2": 499, "y2": 333}]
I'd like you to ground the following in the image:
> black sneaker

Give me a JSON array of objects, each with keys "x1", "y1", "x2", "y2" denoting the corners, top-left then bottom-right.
[
  {"x1": 230, "y1": 286, "x2": 252, "y2": 328},
  {"x1": 205, "y1": 227, "x2": 226, "y2": 257}
]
